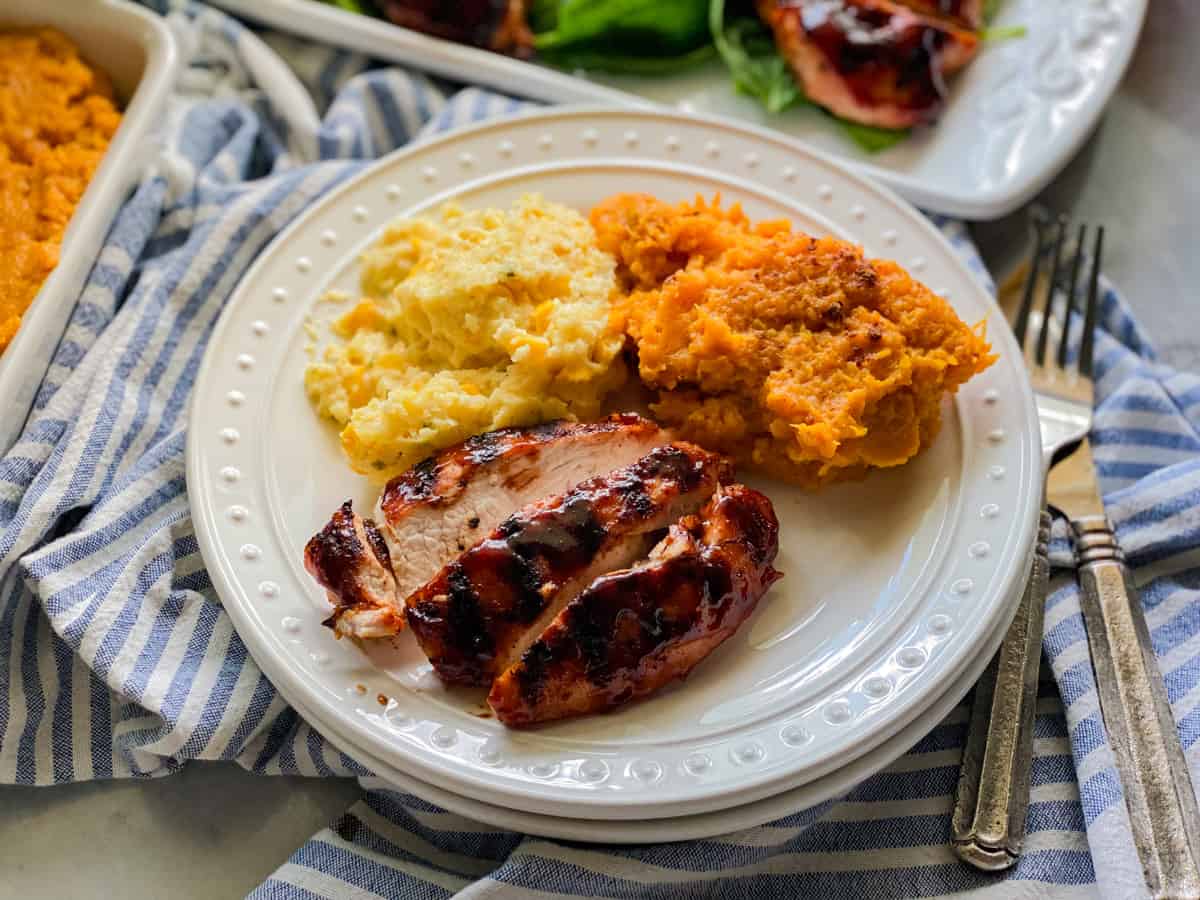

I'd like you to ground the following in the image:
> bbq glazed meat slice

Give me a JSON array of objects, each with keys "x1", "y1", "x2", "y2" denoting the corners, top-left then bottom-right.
[
  {"x1": 756, "y1": 0, "x2": 980, "y2": 129},
  {"x1": 376, "y1": 415, "x2": 665, "y2": 595},
  {"x1": 488, "y1": 484, "x2": 781, "y2": 727},
  {"x1": 376, "y1": 0, "x2": 534, "y2": 57},
  {"x1": 306, "y1": 415, "x2": 664, "y2": 639},
  {"x1": 305, "y1": 501, "x2": 401, "y2": 637},
  {"x1": 406, "y1": 443, "x2": 734, "y2": 686}
]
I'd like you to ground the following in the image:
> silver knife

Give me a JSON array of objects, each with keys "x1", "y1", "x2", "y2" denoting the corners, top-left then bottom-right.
[{"x1": 1049, "y1": 440, "x2": 1200, "y2": 898}]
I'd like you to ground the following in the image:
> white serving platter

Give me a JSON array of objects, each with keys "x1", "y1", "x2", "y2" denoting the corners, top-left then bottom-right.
[
  {"x1": 0, "y1": 0, "x2": 178, "y2": 454},
  {"x1": 210, "y1": 0, "x2": 1146, "y2": 220},
  {"x1": 186, "y1": 108, "x2": 1041, "y2": 821}
]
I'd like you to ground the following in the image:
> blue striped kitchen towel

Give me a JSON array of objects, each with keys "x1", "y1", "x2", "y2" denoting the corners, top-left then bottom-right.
[{"x1": 1, "y1": 2, "x2": 1196, "y2": 897}]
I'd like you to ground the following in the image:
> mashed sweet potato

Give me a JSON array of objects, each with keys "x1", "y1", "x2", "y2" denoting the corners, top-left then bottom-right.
[
  {"x1": 0, "y1": 28, "x2": 122, "y2": 354},
  {"x1": 591, "y1": 194, "x2": 995, "y2": 488}
]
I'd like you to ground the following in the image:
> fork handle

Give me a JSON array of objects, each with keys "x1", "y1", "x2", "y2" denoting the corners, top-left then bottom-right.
[
  {"x1": 952, "y1": 508, "x2": 1051, "y2": 870},
  {"x1": 1073, "y1": 515, "x2": 1200, "y2": 899}
]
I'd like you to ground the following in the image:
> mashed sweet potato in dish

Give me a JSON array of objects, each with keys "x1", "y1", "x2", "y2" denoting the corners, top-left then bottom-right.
[
  {"x1": 591, "y1": 194, "x2": 995, "y2": 488},
  {"x1": 0, "y1": 28, "x2": 122, "y2": 354}
]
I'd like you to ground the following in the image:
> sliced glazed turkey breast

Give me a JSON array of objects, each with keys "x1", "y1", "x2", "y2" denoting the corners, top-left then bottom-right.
[
  {"x1": 756, "y1": 0, "x2": 980, "y2": 129},
  {"x1": 405, "y1": 443, "x2": 735, "y2": 686},
  {"x1": 488, "y1": 484, "x2": 782, "y2": 727},
  {"x1": 305, "y1": 501, "x2": 401, "y2": 638},
  {"x1": 306, "y1": 414, "x2": 663, "y2": 639}
]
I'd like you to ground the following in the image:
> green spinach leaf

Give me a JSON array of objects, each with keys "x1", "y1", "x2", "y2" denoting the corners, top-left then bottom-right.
[
  {"x1": 536, "y1": 0, "x2": 710, "y2": 53},
  {"x1": 709, "y1": 0, "x2": 801, "y2": 113},
  {"x1": 529, "y1": 0, "x2": 561, "y2": 34}
]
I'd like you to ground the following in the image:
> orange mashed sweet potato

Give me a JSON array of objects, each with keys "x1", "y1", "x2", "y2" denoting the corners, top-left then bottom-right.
[
  {"x1": 591, "y1": 194, "x2": 995, "y2": 488},
  {"x1": 0, "y1": 28, "x2": 122, "y2": 354}
]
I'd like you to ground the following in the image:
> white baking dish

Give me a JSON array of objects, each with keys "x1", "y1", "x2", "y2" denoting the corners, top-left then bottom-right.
[{"x1": 0, "y1": 0, "x2": 178, "y2": 454}]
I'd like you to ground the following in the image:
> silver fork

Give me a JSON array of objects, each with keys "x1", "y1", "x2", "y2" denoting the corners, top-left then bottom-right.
[
  {"x1": 951, "y1": 214, "x2": 1088, "y2": 870},
  {"x1": 954, "y1": 218, "x2": 1200, "y2": 896}
]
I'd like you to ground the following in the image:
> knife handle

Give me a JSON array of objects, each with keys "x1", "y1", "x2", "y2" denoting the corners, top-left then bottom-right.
[
  {"x1": 1073, "y1": 514, "x2": 1200, "y2": 899},
  {"x1": 952, "y1": 508, "x2": 1052, "y2": 870}
]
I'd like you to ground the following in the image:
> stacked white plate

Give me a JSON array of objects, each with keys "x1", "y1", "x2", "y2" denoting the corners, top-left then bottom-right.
[{"x1": 187, "y1": 109, "x2": 1041, "y2": 842}]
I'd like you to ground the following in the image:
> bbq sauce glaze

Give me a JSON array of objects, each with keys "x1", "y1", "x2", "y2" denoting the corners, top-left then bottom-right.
[
  {"x1": 781, "y1": 0, "x2": 952, "y2": 118},
  {"x1": 407, "y1": 444, "x2": 728, "y2": 685}
]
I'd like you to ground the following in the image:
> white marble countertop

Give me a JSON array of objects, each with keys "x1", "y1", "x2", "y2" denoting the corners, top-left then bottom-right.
[{"x1": 2, "y1": 3, "x2": 1197, "y2": 897}]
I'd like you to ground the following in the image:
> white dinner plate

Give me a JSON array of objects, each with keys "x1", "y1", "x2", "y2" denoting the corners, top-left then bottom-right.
[
  {"x1": 210, "y1": 0, "x2": 1147, "y2": 220},
  {"x1": 283, "y1": 578, "x2": 1020, "y2": 843},
  {"x1": 187, "y1": 108, "x2": 1040, "y2": 821}
]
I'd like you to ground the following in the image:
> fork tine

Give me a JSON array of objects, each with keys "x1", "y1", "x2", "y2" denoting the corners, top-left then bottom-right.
[
  {"x1": 1056, "y1": 223, "x2": 1088, "y2": 370},
  {"x1": 1012, "y1": 216, "x2": 1048, "y2": 346},
  {"x1": 1079, "y1": 225, "x2": 1104, "y2": 379},
  {"x1": 1034, "y1": 218, "x2": 1067, "y2": 365}
]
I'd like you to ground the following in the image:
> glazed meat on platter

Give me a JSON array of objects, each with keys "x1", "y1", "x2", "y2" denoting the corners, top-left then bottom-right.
[
  {"x1": 756, "y1": 0, "x2": 981, "y2": 128},
  {"x1": 305, "y1": 417, "x2": 781, "y2": 726}
]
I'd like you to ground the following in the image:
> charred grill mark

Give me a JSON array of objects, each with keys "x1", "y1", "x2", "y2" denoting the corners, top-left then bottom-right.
[
  {"x1": 517, "y1": 641, "x2": 554, "y2": 706},
  {"x1": 512, "y1": 555, "x2": 708, "y2": 703},
  {"x1": 381, "y1": 414, "x2": 657, "y2": 518},
  {"x1": 505, "y1": 549, "x2": 549, "y2": 624},
  {"x1": 444, "y1": 563, "x2": 493, "y2": 664},
  {"x1": 491, "y1": 495, "x2": 607, "y2": 623},
  {"x1": 614, "y1": 478, "x2": 654, "y2": 520},
  {"x1": 571, "y1": 602, "x2": 611, "y2": 681},
  {"x1": 606, "y1": 444, "x2": 730, "y2": 522}
]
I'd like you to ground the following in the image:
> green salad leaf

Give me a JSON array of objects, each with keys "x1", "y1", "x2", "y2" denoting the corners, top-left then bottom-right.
[
  {"x1": 532, "y1": 0, "x2": 712, "y2": 74},
  {"x1": 538, "y1": 43, "x2": 717, "y2": 76},
  {"x1": 709, "y1": 0, "x2": 801, "y2": 113},
  {"x1": 529, "y1": 0, "x2": 561, "y2": 34},
  {"x1": 535, "y1": 0, "x2": 710, "y2": 53},
  {"x1": 980, "y1": 24, "x2": 1028, "y2": 41},
  {"x1": 838, "y1": 122, "x2": 910, "y2": 153},
  {"x1": 321, "y1": 0, "x2": 375, "y2": 14}
]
